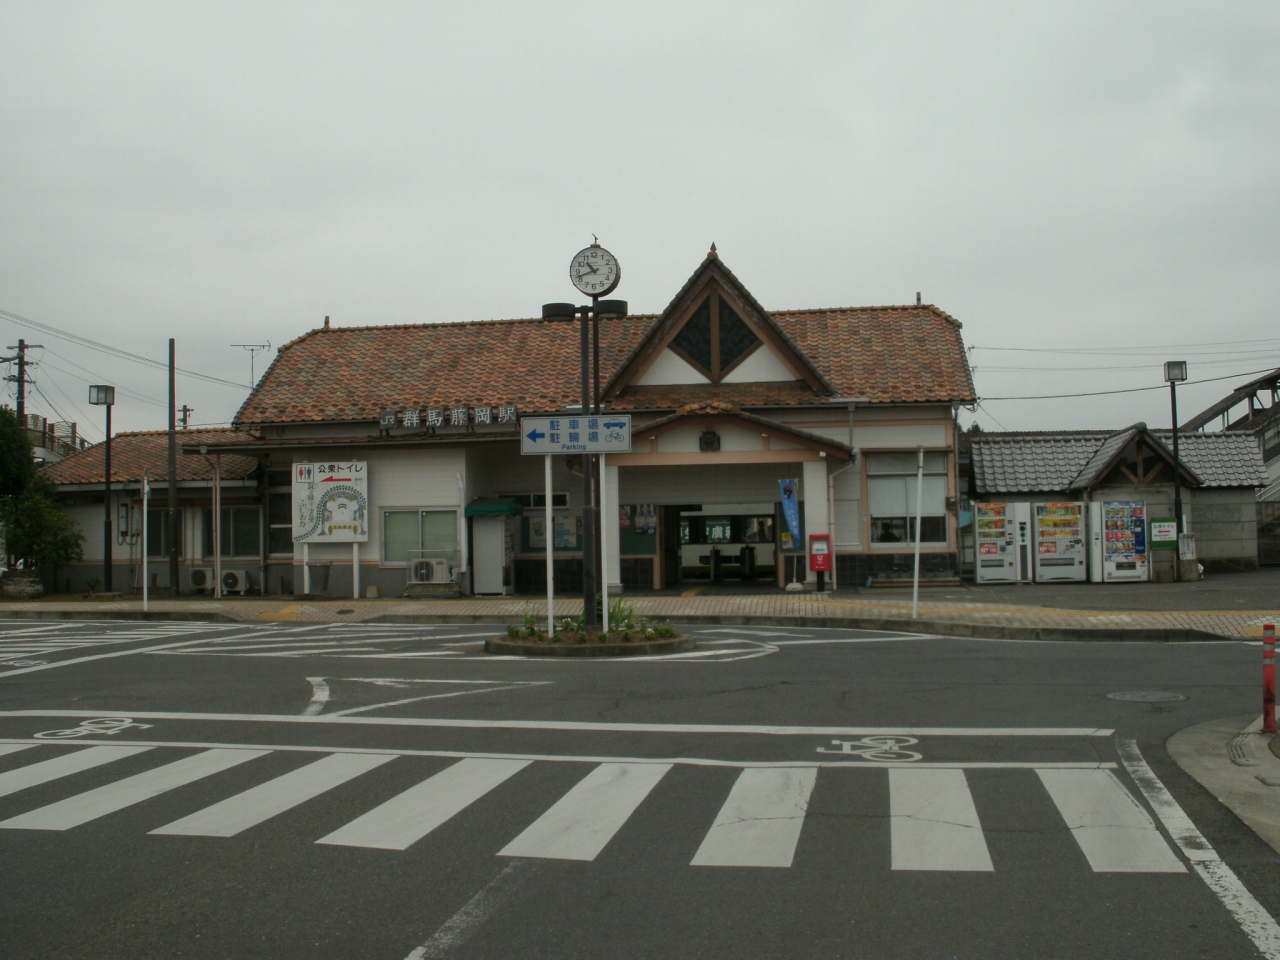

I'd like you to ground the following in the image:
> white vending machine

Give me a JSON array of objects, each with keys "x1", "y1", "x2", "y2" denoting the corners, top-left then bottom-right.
[
  {"x1": 974, "y1": 502, "x2": 1032, "y2": 583},
  {"x1": 1088, "y1": 500, "x2": 1149, "y2": 583},
  {"x1": 1033, "y1": 502, "x2": 1087, "y2": 582}
]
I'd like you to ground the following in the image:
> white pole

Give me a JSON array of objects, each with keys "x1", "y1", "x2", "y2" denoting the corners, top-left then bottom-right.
[
  {"x1": 213, "y1": 458, "x2": 222, "y2": 599},
  {"x1": 600, "y1": 452, "x2": 608, "y2": 634},
  {"x1": 544, "y1": 454, "x2": 554, "y2": 635},
  {"x1": 302, "y1": 542, "x2": 310, "y2": 595},
  {"x1": 912, "y1": 444, "x2": 924, "y2": 619},
  {"x1": 142, "y1": 472, "x2": 149, "y2": 612},
  {"x1": 352, "y1": 541, "x2": 360, "y2": 599}
]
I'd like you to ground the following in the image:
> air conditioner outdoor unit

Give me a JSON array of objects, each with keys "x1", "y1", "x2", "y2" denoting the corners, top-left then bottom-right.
[
  {"x1": 190, "y1": 568, "x2": 213, "y2": 592},
  {"x1": 222, "y1": 569, "x2": 249, "y2": 595},
  {"x1": 410, "y1": 558, "x2": 450, "y2": 583}
]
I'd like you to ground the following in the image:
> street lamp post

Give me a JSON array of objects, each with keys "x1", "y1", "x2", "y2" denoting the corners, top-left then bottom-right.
[
  {"x1": 1164, "y1": 361, "x2": 1188, "y2": 582},
  {"x1": 88, "y1": 385, "x2": 116, "y2": 592}
]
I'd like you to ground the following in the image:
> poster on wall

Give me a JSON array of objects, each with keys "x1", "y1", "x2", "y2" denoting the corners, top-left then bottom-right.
[
  {"x1": 529, "y1": 518, "x2": 547, "y2": 549},
  {"x1": 634, "y1": 504, "x2": 657, "y2": 535},
  {"x1": 293, "y1": 462, "x2": 369, "y2": 543},
  {"x1": 553, "y1": 515, "x2": 581, "y2": 549}
]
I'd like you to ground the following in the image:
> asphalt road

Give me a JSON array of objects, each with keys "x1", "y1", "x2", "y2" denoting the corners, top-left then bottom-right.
[{"x1": 0, "y1": 619, "x2": 1275, "y2": 959}]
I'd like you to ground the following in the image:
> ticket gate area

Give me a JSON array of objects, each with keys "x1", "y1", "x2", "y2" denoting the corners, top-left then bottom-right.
[{"x1": 678, "y1": 504, "x2": 778, "y2": 582}]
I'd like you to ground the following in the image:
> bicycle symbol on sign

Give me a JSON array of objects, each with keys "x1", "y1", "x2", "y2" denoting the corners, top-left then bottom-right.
[
  {"x1": 33, "y1": 718, "x2": 154, "y2": 740},
  {"x1": 816, "y1": 735, "x2": 923, "y2": 762}
]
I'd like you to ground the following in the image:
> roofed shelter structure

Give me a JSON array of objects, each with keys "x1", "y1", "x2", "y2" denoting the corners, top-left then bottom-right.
[
  {"x1": 970, "y1": 423, "x2": 1266, "y2": 578},
  {"x1": 39, "y1": 429, "x2": 262, "y2": 593},
  {"x1": 188, "y1": 247, "x2": 975, "y2": 597}
]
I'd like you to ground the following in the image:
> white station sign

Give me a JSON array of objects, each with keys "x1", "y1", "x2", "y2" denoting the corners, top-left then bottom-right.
[{"x1": 520, "y1": 415, "x2": 632, "y2": 455}]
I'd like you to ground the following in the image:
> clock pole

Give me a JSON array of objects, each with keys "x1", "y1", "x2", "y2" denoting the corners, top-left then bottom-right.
[{"x1": 580, "y1": 296, "x2": 598, "y2": 629}]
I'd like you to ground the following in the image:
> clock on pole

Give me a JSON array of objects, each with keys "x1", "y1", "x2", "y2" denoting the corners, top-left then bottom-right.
[{"x1": 570, "y1": 243, "x2": 620, "y2": 297}]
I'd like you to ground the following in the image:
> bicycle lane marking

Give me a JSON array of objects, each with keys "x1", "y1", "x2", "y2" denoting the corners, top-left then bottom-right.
[{"x1": 0, "y1": 626, "x2": 326, "y2": 680}]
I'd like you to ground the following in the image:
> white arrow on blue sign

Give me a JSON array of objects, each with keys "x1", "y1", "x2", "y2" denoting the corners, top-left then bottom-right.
[{"x1": 520, "y1": 414, "x2": 632, "y2": 455}]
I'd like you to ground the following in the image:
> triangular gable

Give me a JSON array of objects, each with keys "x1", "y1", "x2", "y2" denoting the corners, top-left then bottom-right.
[
  {"x1": 1068, "y1": 423, "x2": 1203, "y2": 490},
  {"x1": 634, "y1": 401, "x2": 853, "y2": 459},
  {"x1": 603, "y1": 246, "x2": 834, "y2": 400}
]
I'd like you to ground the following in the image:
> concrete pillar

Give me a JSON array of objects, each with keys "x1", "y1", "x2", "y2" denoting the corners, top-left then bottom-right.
[
  {"x1": 605, "y1": 462, "x2": 621, "y2": 591},
  {"x1": 802, "y1": 459, "x2": 830, "y2": 585}
]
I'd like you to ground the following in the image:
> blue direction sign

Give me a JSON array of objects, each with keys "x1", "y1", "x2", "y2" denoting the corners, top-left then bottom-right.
[{"x1": 520, "y1": 414, "x2": 632, "y2": 455}]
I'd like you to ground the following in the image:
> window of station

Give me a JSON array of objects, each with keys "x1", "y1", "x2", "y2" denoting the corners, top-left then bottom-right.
[
  {"x1": 867, "y1": 453, "x2": 949, "y2": 546},
  {"x1": 267, "y1": 469, "x2": 294, "y2": 556},
  {"x1": 202, "y1": 507, "x2": 262, "y2": 558},
  {"x1": 501, "y1": 492, "x2": 569, "y2": 509},
  {"x1": 383, "y1": 509, "x2": 458, "y2": 564}
]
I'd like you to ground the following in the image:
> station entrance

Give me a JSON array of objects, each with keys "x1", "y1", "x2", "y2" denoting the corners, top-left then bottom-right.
[{"x1": 658, "y1": 502, "x2": 782, "y2": 587}]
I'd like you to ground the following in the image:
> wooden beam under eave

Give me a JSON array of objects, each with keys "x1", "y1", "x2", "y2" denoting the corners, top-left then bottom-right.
[{"x1": 608, "y1": 450, "x2": 827, "y2": 466}]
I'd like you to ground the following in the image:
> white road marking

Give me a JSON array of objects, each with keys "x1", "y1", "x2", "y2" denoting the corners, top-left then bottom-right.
[
  {"x1": 0, "y1": 745, "x2": 152, "y2": 797},
  {"x1": 0, "y1": 709, "x2": 1114, "y2": 738},
  {"x1": 0, "y1": 744, "x2": 34, "y2": 758},
  {"x1": 1037, "y1": 768, "x2": 1184, "y2": 873},
  {"x1": 691, "y1": 766, "x2": 817, "y2": 868},
  {"x1": 403, "y1": 859, "x2": 536, "y2": 960},
  {"x1": 302, "y1": 677, "x2": 330, "y2": 717},
  {"x1": 317, "y1": 758, "x2": 529, "y2": 851},
  {"x1": 0, "y1": 627, "x2": 316, "y2": 679},
  {"x1": 151, "y1": 752, "x2": 394, "y2": 837},
  {"x1": 327, "y1": 683, "x2": 549, "y2": 717},
  {"x1": 0, "y1": 737, "x2": 1115, "y2": 770},
  {"x1": 696, "y1": 628, "x2": 811, "y2": 638},
  {"x1": 0, "y1": 748, "x2": 269, "y2": 830},
  {"x1": 499, "y1": 762, "x2": 671, "y2": 861},
  {"x1": 890, "y1": 768, "x2": 993, "y2": 871},
  {"x1": 1119, "y1": 739, "x2": 1280, "y2": 959}
]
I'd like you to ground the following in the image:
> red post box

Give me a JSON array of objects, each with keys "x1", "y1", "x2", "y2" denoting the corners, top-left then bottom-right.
[{"x1": 808, "y1": 534, "x2": 832, "y2": 572}]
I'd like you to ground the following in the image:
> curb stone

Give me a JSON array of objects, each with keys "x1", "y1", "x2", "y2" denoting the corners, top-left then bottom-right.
[{"x1": 484, "y1": 636, "x2": 695, "y2": 657}]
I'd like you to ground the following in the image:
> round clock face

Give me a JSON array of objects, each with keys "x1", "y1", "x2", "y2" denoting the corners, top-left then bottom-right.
[{"x1": 570, "y1": 245, "x2": 620, "y2": 297}]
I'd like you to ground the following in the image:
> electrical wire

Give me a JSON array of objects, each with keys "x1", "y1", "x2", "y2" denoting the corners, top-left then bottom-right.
[
  {"x1": 979, "y1": 365, "x2": 1280, "y2": 402},
  {"x1": 31, "y1": 371, "x2": 103, "y2": 442},
  {"x1": 0, "y1": 307, "x2": 249, "y2": 389},
  {"x1": 975, "y1": 354, "x2": 1280, "y2": 374},
  {"x1": 40, "y1": 347, "x2": 168, "y2": 408},
  {"x1": 970, "y1": 337, "x2": 1280, "y2": 358}
]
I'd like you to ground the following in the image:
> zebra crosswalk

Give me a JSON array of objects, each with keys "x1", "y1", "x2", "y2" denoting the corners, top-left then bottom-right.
[
  {"x1": 0, "y1": 622, "x2": 226, "y2": 666},
  {"x1": 0, "y1": 741, "x2": 1189, "y2": 875}
]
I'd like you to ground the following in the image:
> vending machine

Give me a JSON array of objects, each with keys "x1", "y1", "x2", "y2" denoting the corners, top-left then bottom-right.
[
  {"x1": 974, "y1": 502, "x2": 1032, "y2": 583},
  {"x1": 1033, "y1": 502, "x2": 1087, "y2": 582},
  {"x1": 1088, "y1": 500, "x2": 1148, "y2": 582}
]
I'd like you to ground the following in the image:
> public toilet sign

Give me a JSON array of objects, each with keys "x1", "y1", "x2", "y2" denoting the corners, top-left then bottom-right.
[
  {"x1": 1150, "y1": 518, "x2": 1178, "y2": 547},
  {"x1": 520, "y1": 414, "x2": 632, "y2": 455}
]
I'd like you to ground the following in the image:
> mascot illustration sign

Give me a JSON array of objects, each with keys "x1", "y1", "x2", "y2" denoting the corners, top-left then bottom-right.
[{"x1": 293, "y1": 462, "x2": 369, "y2": 543}]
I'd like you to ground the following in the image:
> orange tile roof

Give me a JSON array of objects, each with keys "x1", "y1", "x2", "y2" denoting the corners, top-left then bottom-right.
[
  {"x1": 40, "y1": 429, "x2": 258, "y2": 486},
  {"x1": 235, "y1": 305, "x2": 974, "y2": 425}
]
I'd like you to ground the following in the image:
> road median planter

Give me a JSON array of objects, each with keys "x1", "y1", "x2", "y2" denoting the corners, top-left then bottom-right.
[{"x1": 485, "y1": 635, "x2": 694, "y2": 657}]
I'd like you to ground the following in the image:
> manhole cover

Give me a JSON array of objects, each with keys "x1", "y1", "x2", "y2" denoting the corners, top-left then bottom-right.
[{"x1": 1105, "y1": 691, "x2": 1188, "y2": 703}]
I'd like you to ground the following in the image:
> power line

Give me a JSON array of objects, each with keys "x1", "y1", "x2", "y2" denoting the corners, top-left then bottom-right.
[
  {"x1": 979, "y1": 365, "x2": 1280, "y2": 402},
  {"x1": 971, "y1": 337, "x2": 1280, "y2": 358},
  {"x1": 39, "y1": 356, "x2": 168, "y2": 410},
  {"x1": 0, "y1": 307, "x2": 250, "y2": 389},
  {"x1": 31, "y1": 370, "x2": 103, "y2": 442},
  {"x1": 975, "y1": 353, "x2": 1280, "y2": 374}
]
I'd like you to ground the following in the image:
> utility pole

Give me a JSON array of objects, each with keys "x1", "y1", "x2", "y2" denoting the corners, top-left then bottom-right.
[
  {"x1": 3, "y1": 339, "x2": 43, "y2": 423},
  {"x1": 169, "y1": 339, "x2": 179, "y2": 594},
  {"x1": 179, "y1": 405, "x2": 193, "y2": 429}
]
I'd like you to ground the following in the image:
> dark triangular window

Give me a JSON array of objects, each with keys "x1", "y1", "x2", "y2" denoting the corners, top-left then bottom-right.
[
  {"x1": 667, "y1": 290, "x2": 762, "y2": 381},
  {"x1": 671, "y1": 297, "x2": 713, "y2": 373}
]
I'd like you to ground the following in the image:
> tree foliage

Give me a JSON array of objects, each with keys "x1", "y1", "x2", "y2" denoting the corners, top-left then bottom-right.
[
  {"x1": 0, "y1": 406, "x2": 35, "y2": 501},
  {"x1": 1, "y1": 475, "x2": 84, "y2": 570}
]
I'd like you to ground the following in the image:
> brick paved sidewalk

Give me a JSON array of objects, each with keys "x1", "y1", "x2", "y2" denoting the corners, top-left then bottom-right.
[{"x1": 0, "y1": 591, "x2": 1275, "y2": 640}]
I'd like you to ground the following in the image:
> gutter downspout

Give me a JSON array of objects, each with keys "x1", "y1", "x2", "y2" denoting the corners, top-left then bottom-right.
[
  {"x1": 827, "y1": 458, "x2": 856, "y2": 591},
  {"x1": 200, "y1": 447, "x2": 222, "y2": 599}
]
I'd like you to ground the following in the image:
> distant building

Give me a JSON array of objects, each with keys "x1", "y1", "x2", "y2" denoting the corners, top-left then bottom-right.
[
  {"x1": 23, "y1": 414, "x2": 87, "y2": 465},
  {"x1": 1181, "y1": 368, "x2": 1279, "y2": 564}
]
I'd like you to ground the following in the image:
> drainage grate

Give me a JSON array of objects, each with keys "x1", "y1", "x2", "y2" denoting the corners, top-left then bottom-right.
[{"x1": 1105, "y1": 691, "x2": 1188, "y2": 703}]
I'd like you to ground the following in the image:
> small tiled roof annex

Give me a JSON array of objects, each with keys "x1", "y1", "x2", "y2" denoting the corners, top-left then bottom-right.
[
  {"x1": 41, "y1": 429, "x2": 258, "y2": 486},
  {"x1": 971, "y1": 428, "x2": 1265, "y2": 494},
  {"x1": 234, "y1": 305, "x2": 975, "y2": 426}
]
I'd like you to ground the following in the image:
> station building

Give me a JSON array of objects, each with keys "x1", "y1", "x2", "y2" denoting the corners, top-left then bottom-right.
[{"x1": 42, "y1": 249, "x2": 977, "y2": 596}]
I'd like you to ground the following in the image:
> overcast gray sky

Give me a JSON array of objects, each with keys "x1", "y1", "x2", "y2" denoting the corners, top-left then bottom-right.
[{"x1": 2, "y1": 2, "x2": 1278, "y2": 439}]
